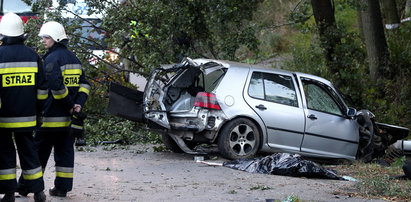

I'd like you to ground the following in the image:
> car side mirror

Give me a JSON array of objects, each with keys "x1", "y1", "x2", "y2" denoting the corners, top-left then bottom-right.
[{"x1": 346, "y1": 107, "x2": 357, "y2": 118}]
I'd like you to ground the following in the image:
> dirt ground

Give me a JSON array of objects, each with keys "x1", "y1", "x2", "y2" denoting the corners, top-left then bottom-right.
[{"x1": 7, "y1": 144, "x2": 385, "y2": 202}]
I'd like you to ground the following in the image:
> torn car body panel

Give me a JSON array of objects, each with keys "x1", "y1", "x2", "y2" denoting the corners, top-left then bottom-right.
[
  {"x1": 144, "y1": 68, "x2": 170, "y2": 129},
  {"x1": 142, "y1": 59, "x2": 231, "y2": 146},
  {"x1": 107, "y1": 82, "x2": 145, "y2": 122}
]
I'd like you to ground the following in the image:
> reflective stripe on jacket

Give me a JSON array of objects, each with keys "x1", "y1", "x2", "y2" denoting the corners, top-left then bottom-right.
[
  {"x1": 41, "y1": 116, "x2": 71, "y2": 128},
  {"x1": 0, "y1": 116, "x2": 36, "y2": 128}
]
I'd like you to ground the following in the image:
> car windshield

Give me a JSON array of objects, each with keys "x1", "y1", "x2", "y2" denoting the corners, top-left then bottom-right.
[{"x1": 3, "y1": 0, "x2": 32, "y2": 13}]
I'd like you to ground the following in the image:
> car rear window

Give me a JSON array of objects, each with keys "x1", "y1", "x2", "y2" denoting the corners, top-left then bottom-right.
[{"x1": 198, "y1": 68, "x2": 226, "y2": 92}]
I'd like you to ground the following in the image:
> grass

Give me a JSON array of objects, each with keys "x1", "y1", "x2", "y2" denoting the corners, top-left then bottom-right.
[{"x1": 332, "y1": 158, "x2": 411, "y2": 201}]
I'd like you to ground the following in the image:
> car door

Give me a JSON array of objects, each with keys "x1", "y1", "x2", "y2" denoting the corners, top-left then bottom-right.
[
  {"x1": 299, "y1": 76, "x2": 359, "y2": 159},
  {"x1": 244, "y1": 70, "x2": 305, "y2": 152},
  {"x1": 107, "y1": 82, "x2": 145, "y2": 122}
]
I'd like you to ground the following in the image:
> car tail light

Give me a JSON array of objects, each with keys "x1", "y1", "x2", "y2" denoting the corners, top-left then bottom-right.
[{"x1": 194, "y1": 92, "x2": 221, "y2": 110}]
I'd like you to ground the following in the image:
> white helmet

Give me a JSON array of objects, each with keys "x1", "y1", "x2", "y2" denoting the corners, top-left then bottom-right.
[
  {"x1": 38, "y1": 21, "x2": 67, "y2": 42},
  {"x1": 0, "y1": 12, "x2": 24, "y2": 37}
]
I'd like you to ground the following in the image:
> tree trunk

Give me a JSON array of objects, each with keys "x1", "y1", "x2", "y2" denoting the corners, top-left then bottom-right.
[
  {"x1": 358, "y1": 0, "x2": 389, "y2": 81},
  {"x1": 380, "y1": 0, "x2": 400, "y2": 29},
  {"x1": 394, "y1": 0, "x2": 410, "y2": 20},
  {"x1": 310, "y1": 0, "x2": 340, "y2": 74},
  {"x1": 404, "y1": 0, "x2": 411, "y2": 17}
]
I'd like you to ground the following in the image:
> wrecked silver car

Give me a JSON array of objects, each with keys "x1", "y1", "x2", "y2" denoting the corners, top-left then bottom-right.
[{"x1": 108, "y1": 58, "x2": 409, "y2": 161}]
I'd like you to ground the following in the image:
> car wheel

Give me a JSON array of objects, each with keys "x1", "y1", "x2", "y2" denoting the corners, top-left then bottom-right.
[
  {"x1": 218, "y1": 118, "x2": 260, "y2": 160},
  {"x1": 357, "y1": 110, "x2": 375, "y2": 162}
]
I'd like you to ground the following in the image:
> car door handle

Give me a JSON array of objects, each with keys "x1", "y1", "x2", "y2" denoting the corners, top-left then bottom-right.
[
  {"x1": 255, "y1": 104, "x2": 267, "y2": 110},
  {"x1": 307, "y1": 114, "x2": 317, "y2": 120}
]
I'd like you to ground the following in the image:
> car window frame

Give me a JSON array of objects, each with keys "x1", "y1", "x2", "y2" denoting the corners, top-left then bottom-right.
[
  {"x1": 248, "y1": 71, "x2": 299, "y2": 108},
  {"x1": 197, "y1": 67, "x2": 227, "y2": 93},
  {"x1": 301, "y1": 77, "x2": 346, "y2": 117}
]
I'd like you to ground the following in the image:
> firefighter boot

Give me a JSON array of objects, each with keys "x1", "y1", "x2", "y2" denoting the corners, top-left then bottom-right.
[
  {"x1": 34, "y1": 191, "x2": 46, "y2": 202},
  {"x1": 49, "y1": 187, "x2": 67, "y2": 197},
  {"x1": 1, "y1": 193, "x2": 15, "y2": 202}
]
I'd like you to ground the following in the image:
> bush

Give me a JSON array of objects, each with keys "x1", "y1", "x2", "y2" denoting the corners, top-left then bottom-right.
[{"x1": 84, "y1": 116, "x2": 161, "y2": 146}]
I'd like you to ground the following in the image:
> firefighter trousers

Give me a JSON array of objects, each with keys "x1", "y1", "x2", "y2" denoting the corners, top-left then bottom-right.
[
  {"x1": 0, "y1": 131, "x2": 44, "y2": 194},
  {"x1": 35, "y1": 129, "x2": 75, "y2": 192}
]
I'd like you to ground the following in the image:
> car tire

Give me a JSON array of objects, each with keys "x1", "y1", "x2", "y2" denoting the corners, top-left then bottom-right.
[
  {"x1": 161, "y1": 133, "x2": 184, "y2": 153},
  {"x1": 357, "y1": 110, "x2": 375, "y2": 162},
  {"x1": 217, "y1": 118, "x2": 260, "y2": 160}
]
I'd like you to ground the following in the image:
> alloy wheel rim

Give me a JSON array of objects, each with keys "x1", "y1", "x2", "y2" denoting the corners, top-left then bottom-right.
[{"x1": 228, "y1": 123, "x2": 256, "y2": 156}]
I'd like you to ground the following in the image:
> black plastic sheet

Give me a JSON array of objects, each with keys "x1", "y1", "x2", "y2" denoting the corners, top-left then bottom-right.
[{"x1": 223, "y1": 153, "x2": 344, "y2": 180}]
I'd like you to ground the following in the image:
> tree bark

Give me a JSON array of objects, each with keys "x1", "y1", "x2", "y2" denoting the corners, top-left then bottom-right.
[
  {"x1": 310, "y1": 0, "x2": 340, "y2": 74},
  {"x1": 404, "y1": 0, "x2": 411, "y2": 17},
  {"x1": 380, "y1": 0, "x2": 400, "y2": 29},
  {"x1": 358, "y1": 0, "x2": 389, "y2": 81}
]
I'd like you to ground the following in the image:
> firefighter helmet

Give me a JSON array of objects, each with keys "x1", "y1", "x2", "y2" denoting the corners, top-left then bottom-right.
[
  {"x1": 38, "y1": 21, "x2": 67, "y2": 42},
  {"x1": 0, "y1": 12, "x2": 24, "y2": 37}
]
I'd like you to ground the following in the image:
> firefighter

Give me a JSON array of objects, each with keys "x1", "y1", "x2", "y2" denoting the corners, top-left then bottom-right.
[
  {"x1": 36, "y1": 21, "x2": 90, "y2": 197},
  {"x1": 0, "y1": 12, "x2": 47, "y2": 202}
]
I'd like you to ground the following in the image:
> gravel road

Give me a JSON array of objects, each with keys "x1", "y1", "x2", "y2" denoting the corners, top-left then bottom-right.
[{"x1": 8, "y1": 144, "x2": 384, "y2": 202}]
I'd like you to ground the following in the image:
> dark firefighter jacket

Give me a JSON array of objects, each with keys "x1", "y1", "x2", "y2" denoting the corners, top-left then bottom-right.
[
  {"x1": 41, "y1": 42, "x2": 90, "y2": 130},
  {"x1": 0, "y1": 37, "x2": 48, "y2": 131}
]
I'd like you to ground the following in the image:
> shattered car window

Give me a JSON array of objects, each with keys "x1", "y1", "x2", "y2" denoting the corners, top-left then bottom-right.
[{"x1": 302, "y1": 80, "x2": 343, "y2": 116}]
